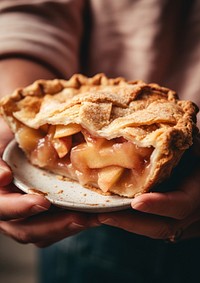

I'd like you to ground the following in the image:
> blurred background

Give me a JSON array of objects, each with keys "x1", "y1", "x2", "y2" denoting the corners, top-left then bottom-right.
[{"x1": 0, "y1": 234, "x2": 37, "y2": 283}]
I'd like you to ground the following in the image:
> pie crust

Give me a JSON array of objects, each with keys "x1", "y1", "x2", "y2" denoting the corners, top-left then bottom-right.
[{"x1": 0, "y1": 73, "x2": 198, "y2": 197}]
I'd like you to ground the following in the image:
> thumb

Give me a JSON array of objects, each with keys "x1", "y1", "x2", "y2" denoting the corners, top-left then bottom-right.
[
  {"x1": 0, "y1": 117, "x2": 13, "y2": 185},
  {"x1": 0, "y1": 158, "x2": 13, "y2": 186},
  {"x1": 0, "y1": 117, "x2": 13, "y2": 156}
]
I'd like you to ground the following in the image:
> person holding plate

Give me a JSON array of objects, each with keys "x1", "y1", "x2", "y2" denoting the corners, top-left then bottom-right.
[{"x1": 0, "y1": 1, "x2": 200, "y2": 283}]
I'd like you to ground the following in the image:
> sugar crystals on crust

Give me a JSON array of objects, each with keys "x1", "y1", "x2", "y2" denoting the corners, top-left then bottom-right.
[{"x1": 0, "y1": 73, "x2": 198, "y2": 197}]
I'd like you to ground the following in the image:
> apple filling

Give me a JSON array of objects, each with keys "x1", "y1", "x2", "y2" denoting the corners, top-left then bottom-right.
[{"x1": 17, "y1": 124, "x2": 154, "y2": 196}]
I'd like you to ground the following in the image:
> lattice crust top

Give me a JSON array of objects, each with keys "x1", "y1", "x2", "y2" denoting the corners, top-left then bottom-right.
[{"x1": 0, "y1": 74, "x2": 198, "y2": 197}]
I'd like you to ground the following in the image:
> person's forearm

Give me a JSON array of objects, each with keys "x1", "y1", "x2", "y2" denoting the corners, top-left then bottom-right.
[
  {"x1": 0, "y1": 58, "x2": 58, "y2": 97},
  {"x1": 0, "y1": 58, "x2": 58, "y2": 148}
]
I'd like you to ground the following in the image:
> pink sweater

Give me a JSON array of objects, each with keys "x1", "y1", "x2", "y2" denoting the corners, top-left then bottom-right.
[{"x1": 0, "y1": 0, "x2": 200, "y2": 109}]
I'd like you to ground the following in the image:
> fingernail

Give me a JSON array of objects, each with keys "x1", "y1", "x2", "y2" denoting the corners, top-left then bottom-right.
[
  {"x1": 98, "y1": 216, "x2": 118, "y2": 226},
  {"x1": 0, "y1": 166, "x2": 8, "y2": 172},
  {"x1": 68, "y1": 222, "x2": 85, "y2": 231},
  {"x1": 72, "y1": 222, "x2": 85, "y2": 228},
  {"x1": 0, "y1": 167, "x2": 10, "y2": 178},
  {"x1": 31, "y1": 205, "x2": 49, "y2": 214},
  {"x1": 131, "y1": 201, "x2": 150, "y2": 212}
]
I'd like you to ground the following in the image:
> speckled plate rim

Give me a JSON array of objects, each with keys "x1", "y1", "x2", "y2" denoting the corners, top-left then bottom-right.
[{"x1": 3, "y1": 140, "x2": 133, "y2": 213}]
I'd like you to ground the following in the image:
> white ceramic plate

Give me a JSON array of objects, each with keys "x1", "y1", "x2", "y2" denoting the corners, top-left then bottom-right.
[{"x1": 3, "y1": 140, "x2": 133, "y2": 213}]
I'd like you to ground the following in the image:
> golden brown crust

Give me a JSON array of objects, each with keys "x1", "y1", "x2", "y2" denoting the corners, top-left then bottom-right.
[{"x1": 0, "y1": 73, "x2": 199, "y2": 197}]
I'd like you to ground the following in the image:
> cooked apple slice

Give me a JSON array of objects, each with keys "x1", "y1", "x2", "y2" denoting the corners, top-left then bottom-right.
[
  {"x1": 71, "y1": 141, "x2": 143, "y2": 170},
  {"x1": 47, "y1": 124, "x2": 56, "y2": 139},
  {"x1": 17, "y1": 126, "x2": 44, "y2": 152},
  {"x1": 31, "y1": 136, "x2": 57, "y2": 167},
  {"x1": 54, "y1": 123, "x2": 82, "y2": 138},
  {"x1": 70, "y1": 143, "x2": 89, "y2": 172},
  {"x1": 98, "y1": 166, "x2": 124, "y2": 192},
  {"x1": 82, "y1": 129, "x2": 106, "y2": 147},
  {"x1": 51, "y1": 136, "x2": 72, "y2": 158},
  {"x1": 136, "y1": 146, "x2": 154, "y2": 161}
]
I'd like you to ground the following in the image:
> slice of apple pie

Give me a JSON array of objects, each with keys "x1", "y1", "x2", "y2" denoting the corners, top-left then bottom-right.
[{"x1": 0, "y1": 74, "x2": 198, "y2": 197}]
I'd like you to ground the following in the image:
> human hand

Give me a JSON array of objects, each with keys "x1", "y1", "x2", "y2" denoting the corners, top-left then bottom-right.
[
  {"x1": 0, "y1": 199, "x2": 100, "y2": 248},
  {"x1": 98, "y1": 137, "x2": 200, "y2": 242},
  {"x1": 0, "y1": 118, "x2": 99, "y2": 247}
]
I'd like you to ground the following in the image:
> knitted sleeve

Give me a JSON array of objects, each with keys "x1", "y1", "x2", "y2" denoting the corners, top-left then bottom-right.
[{"x1": 0, "y1": 0, "x2": 85, "y2": 77}]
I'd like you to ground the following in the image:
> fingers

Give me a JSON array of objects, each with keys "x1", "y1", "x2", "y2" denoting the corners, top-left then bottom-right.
[
  {"x1": 131, "y1": 170, "x2": 200, "y2": 220},
  {"x1": 130, "y1": 191, "x2": 192, "y2": 220},
  {"x1": 98, "y1": 209, "x2": 200, "y2": 241},
  {"x1": 0, "y1": 117, "x2": 13, "y2": 155},
  {"x1": 0, "y1": 211, "x2": 100, "y2": 247},
  {"x1": 0, "y1": 189, "x2": 51, "y2": 220},
  {"x1": 0, "y1": 158, "x2": 13, "y2": 186},
  {"x1": 0, "y1": 154, "x2": 50, "y2": 220},
  {"x1": 0, "y1": 117, "x2": 14, "y2": 186},
  {"x1": 36, "y1": 212, "x2": 100, "y2": 248},
  {"x1": 98, "y1": 210, "x2": 176, "y2": 240},
  {"x1": 98, "y1": 167, "x2": 200, "y2": 241}
]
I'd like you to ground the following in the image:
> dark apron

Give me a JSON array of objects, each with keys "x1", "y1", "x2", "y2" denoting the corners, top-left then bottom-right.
[{"x1": 38, "y1": 225, "x2": 200, "y2": 283}]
